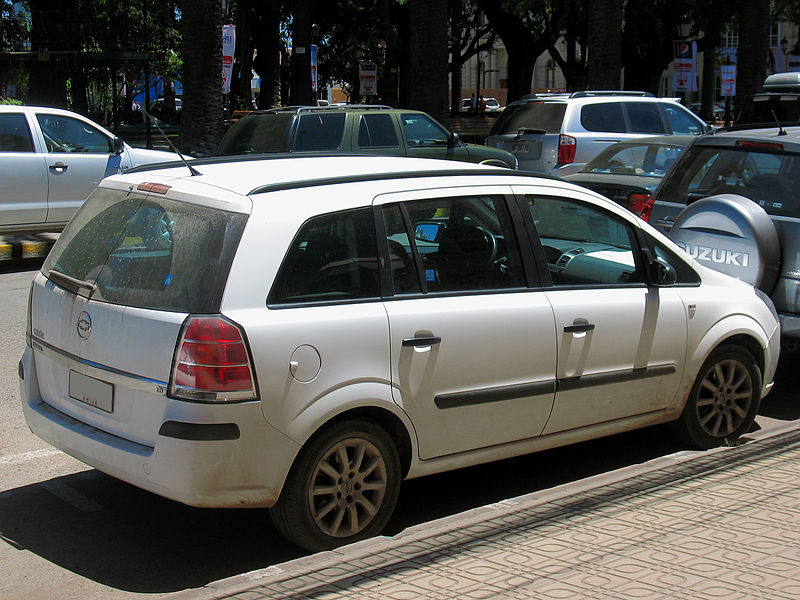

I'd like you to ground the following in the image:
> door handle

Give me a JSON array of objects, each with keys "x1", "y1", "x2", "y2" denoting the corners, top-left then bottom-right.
[
  {"x1": 49, "y1": 162, "x2": 68, "y2": 172},
  {"x1": 402, "y1": 336, "x2": 442, "y2": 347},
  {"x1": 564, "y1": 323, "x2": 595, "y2": 334}
]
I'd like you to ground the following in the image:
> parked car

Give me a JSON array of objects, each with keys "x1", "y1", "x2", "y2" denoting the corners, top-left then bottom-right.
[
  {"x1": 649, "y1": 126, "x2": 800, "y2": 348},
  {"x1": 0, "y1": 105, "x2": 181, "y2": 233},
  {"x1": 20, "y1": 155, "x2": 778, "y2": 553},
  {"x1": 563, "y1": 135, "x2": 694, "y2": 220},
  {"x1": 217, "y1": 104, "x2": 517, "y2": 168},
  {"x1": 732, "y1": 72, "x2": 800, "y2": 128},
  {"x1": 488, "y1": 91, "x2": 709, "y2": 176},
  {"x1": 461, "y1": 97, "x2": 503, "y2": 112}
]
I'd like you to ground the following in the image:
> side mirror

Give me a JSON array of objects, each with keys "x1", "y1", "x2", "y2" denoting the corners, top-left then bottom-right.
[
  {"x1": 415, "y1": 221, "x2": 445, "y2": 243},
  {"x1": 111, "y1": 136, "x2": 125, "y2": 155},
  {"x1": 447, "y1": 131, "x2": 460, "y2": 148},
  {"x1": 649, "y1": 257, "x2": 677, "y2": 286}
]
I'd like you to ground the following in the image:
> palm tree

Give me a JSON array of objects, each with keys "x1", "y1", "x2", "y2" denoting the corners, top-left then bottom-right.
[
  {"x1": 734, "y1": 0, "x2": 770, "y2": 115},
  {"x1": 180, "y1": 0, "x2": 224, "y2": 157},
  {"x1": 587, "y1": 0, "x2": 622, "y2": 90},
  {"x1": 408, "y1": 0, "x2": 449, "y2": 125}
]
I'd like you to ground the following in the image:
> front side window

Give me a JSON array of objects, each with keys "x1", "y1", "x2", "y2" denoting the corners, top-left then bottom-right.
[
  {"x1": 663, "y1": 103, "x2": 705, "y2": 134},
  {"x1": 358, "y1": 114, "x2": 399, "y2": 148},
  {"x1": 384, "y1": 195, "x2": 525, "y2": 293},
  {"x1": 294, "y1": 113, "x2": 346, "y2": 151},
  {"x1": 525, "y1": 195, "x2": 644, "y2": 286},
  {"x1": 400, "y1": 113, "x2": 449, "y2": 146},
  {"x1": 270, "y1": 208, "x2": 379, "y2": 304},
  {"x1": 36, "y1": 114, "x2": 112, "y2": 153},
  {"x1": 0, "y1": 113, "x2": 34, "y2": 152}
]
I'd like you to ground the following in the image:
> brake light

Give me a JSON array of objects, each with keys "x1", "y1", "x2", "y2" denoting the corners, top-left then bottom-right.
[
  {"x1": 169, "y1": 315, "x2": 256, "y2": 401},
  {"x1": 137, "y1": 182, "x2": 171, "y2": 194},
  {"x1": 735, "y1": 140, "x2": 783, "y2": 151},
  {"x1": 628, "y1": 192, "x2": 654, "y2": 222},
  {"x1": 557, "y1": 134, "x2": 577, "y2": 164}
]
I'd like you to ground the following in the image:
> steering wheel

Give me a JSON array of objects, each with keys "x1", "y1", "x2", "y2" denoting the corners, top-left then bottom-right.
[{"x1": 479, "y1": 228, "x2": 498, "y2": 266}]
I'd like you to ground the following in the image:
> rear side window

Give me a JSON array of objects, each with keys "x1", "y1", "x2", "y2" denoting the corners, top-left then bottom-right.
[
  {"x1": 0, "y1": 113, "x2": 34, "y2": 152},
  {"x1": 659, "y1": 144, "x2": 800, "y2": 216},
  {"x1": 490, "y1": 102, "x2": 567, "y2": 135},
  {"x1": 580, "y1": 103, "x2": 626, "y2": 133},
  {"x1": 358, "y1": 114, "x2": 399, "y2": 148},
  {"x1": 42, "y1": 189, "x2": 247, "y2": 312},
  {"x1": 217, "y1": 112, "x2": 294, "y2": 155},
  {"x1": 269, "y1": 208, "x2": 379, "y2": 304},
  {"x1": 624, "y1": 102, "x2": 667, "y2": 134},
  {"x1": 295, "y1": 113, "x2": 346, "y2": 151}
]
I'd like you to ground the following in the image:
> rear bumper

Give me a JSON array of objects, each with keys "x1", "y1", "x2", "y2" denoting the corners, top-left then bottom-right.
[{"x1": 19, "y1": 346, "x2": 300, "y2": 508}]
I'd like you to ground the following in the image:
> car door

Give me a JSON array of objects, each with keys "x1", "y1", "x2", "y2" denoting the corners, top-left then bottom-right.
[
  {"x1": 34, "y1": 112, "x2": 124, "y2": 223},
  {"x1": 376, "y1": 187, "x2": 557, "y2": 460},
  {"x1": 513, "y1": 187, "x2": 687, "y2": 434},
  {"x1": 0, "y1": 111, "x2": 48, "y2": 226}
]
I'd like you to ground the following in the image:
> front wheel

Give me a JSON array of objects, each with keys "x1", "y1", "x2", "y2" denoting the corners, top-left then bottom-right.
[
  {"x1": 270, "y1": 420, "x2": 401, "y2": 552},
  {"x1": 671, "y1": 345, "x2": 761, "y2": 449}
]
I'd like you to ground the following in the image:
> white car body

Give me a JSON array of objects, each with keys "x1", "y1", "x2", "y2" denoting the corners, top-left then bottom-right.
[
  {"x1": 19, "y1": 155, "x2": 780, "y2": 550},
  {"x1": 0, "y1": 105, "x2": 179, "y2": 233}
]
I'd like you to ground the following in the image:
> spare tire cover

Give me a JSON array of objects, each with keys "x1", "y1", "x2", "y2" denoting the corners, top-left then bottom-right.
[{"x1": 669, "y1": 193, "x2": 780, "y2": 291}]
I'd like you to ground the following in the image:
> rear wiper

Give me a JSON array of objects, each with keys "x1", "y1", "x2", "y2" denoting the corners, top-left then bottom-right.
[{"x1": 47, "y1": 269, "x2": 97, "y2": 298}]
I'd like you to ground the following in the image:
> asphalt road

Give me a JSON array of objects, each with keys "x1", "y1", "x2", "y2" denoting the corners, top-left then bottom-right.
[{"x1": 0, "y1": 259, "x2": 797, "y2": 599}]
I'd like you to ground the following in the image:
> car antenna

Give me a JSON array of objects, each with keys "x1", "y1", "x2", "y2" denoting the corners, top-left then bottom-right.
[
  {"x1": 771, "y1": 109, "x2": 788, "y2": 136},
  {"x1": 140, "y1": 106, "x2": 203, "y2": 175}
]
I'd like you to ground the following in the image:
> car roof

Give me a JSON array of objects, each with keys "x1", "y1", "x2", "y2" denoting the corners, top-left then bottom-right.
[{"x1": 708, "y1": 126, "x2": 800, "y2": 145}]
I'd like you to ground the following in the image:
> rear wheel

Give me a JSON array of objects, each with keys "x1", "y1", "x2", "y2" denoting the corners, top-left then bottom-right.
[
  {"x1": 270, "y1": 419, "x2": 401, "y2": 552},
  {"x1": 671, "y1": 345, "x2": 761, "y2": 449}
]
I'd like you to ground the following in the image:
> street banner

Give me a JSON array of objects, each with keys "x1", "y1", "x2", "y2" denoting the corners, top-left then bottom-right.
[
  {"x1": 311, "y1": 44, "x2": 318, "y2": 92},
  {"x1": 672, "y1": 40, "x2": 698, "y2": 92},
  {"x1": 720, "y1": 65, "x2": 736, "y2": 97},
  {"x1": 359, "y1": 61, "x2": 377, "y2": 96},
  {"x1": 222, "y1": 24, "x2": 236, "y2": 93}
]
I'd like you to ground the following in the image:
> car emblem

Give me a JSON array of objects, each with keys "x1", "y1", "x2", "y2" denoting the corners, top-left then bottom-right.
[{"x1": 77, "y1": 311, "x2": 92, "y2": 340}]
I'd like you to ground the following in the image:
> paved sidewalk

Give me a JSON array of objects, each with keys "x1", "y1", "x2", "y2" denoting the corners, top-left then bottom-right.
[{"x1": 170, "y1": 423, "x2": 800, "y2": 600}]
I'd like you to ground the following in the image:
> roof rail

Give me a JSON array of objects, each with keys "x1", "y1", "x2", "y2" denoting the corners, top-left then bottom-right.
[
  {"x1": 569, "y1": 91, "x2": 654, "y2": 98},
  {"x1": 295, "y1": 104, "x2": 394, "y2": 112}
]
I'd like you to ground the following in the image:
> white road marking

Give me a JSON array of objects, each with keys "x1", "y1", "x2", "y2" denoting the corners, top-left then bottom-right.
[
  {"x1": 39, "y1": 480, "x2": 103, "y2": 512},
  {"x1": 0, "y1": 447, "x2": 61, "y2": 466}
]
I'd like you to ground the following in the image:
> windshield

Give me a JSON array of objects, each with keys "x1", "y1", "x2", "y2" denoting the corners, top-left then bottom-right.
[
  {"x1": 490, "y1": 102, "x2": 566, "y2": 135},
  {"x1": 657, "y1": 143, "x2": 800, "y2": 217},
  {"x1": 217, "y1": 112, "x2": 294, "y2": 155},
  {"x1": 42, "y1": 188, "x2": 247, "y2": 312},
  {"x1": 582, "y1": 141, "x2": 687, "y2": 177}
]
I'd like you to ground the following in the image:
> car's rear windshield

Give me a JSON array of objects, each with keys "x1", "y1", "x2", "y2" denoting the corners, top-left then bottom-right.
[
  {"x1": 657, "y1": 142, "x2": 800, "y2": 217},
  {"x1": 490, "y1": 102, "x2": 566, "y2": 135},
  {"x1": 42, "y1": 188, "x2": 247, "y2": 312},
  {"x1": 217, "y1": 112, "x2": 294, "y2": 155}
]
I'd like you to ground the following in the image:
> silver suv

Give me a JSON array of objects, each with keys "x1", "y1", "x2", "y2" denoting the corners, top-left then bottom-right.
[
  {"x1": 650, "y1": 126, "x2": 800, "y2": 347},
  {"x1": 488, "y1": 92, "x2": 709, "y2": 176}
]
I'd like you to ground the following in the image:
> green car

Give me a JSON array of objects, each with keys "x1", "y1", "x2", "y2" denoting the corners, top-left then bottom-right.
[{"x1": 217, "y1": 105, "x2": 517, "y2": 168}]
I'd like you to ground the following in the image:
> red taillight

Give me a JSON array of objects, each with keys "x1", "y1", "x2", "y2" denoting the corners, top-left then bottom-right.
[
  {"x1": 557, "y1": 134, "x2": 577, "y2": 164},
  {"x1": 170, "y1": 315, "x2": 256, "y2": 401},
  {"x1": 628, "y1": 192, "x2": 654, "y2": 222}
]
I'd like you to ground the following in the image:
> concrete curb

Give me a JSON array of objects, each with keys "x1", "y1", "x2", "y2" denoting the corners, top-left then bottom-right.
[
  {"x1": 166, "y1": 419, "x2": 800, "y2": 600},
  {"x1": 0, "y1": 234, "x2": 57, "y2": 262}
]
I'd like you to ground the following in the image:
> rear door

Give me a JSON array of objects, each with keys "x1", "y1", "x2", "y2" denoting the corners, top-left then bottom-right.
[
  {"x1": 0, "y1": 110, "x2": 48, "y2": 226},
  {"x1": 376, "y1": 186, "x2": 557, "y2": 460}
]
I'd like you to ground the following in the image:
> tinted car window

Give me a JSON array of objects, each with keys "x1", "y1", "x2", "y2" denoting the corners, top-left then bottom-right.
[
  {"x1": 658, "y1": 144, "x2": 800, "y2": 217},
  {"x1": 663, "y1": 103, "x2": 705, "y2": 134},
  {"x1": 358, "y1": 114, "x2": 399, "y2": 148},
  {"x1": 580, "y1": 103, "x2": 626, "y2": 133},
  {"x1": 624, "y1": 102, "x2": 667, "y2": 134},
  {"x1": 36, "y1": 114, "x2": 111, "y2": 153},
  {"x1": 0, "y1": 113, "x2": 34, "y2": 152},
  {"x1": 217, "y1": 112, "x2": 294, "y2": 155},
  {"x1": 42, "y1": 189, "x2": 247, "y2": 312},
  {"x1": 400, "y1": 114, "x2": 449, "y2": 146},
  {"x1": 490, "y1": 102, "x2": 567, "y2": 135},
  {"x1": 295, "y1": 113, "x2": 347, "y2": 151},
  {"x1": 525, "y1": 195, "x2": 644, "y2": 286},
  {"x1": 270, "y1": 208, "x2": 379, "y2": 304},
  {"x1": 387, "y1": 195, "x2": 524, "y2": 293}
]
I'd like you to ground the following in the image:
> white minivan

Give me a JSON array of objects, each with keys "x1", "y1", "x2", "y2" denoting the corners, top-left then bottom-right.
[{"x1": 20, "y1": 155, "x2": 779, "y2": 552}]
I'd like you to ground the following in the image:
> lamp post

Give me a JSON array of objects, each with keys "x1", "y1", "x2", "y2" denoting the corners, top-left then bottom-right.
[{"x1": 781, "y1": 37, "x2": 788, "y2": 72}]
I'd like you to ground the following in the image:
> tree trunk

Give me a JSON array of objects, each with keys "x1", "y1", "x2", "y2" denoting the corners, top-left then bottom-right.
[
  {"x1": 734, "y1": 0, "x2": 770, "y2": 116},
  {"x1": 290, "y1": 0, "x2": 313, "y2": 105},
  {"x1": 587, "y1": 0, "x2": 622, "y2": 90},
  {"x1": 180, "y1": 0, "x2": 224, "y2": 157},
  {"x1": 408, "y1": 0, "x2": 449, "y2": 126},
  {"x1": 252, "y1": 4, "x2": 283, "y2": 109},
  {"x1": 28, "y1": 0, "x2": 77, "y2": 108}
]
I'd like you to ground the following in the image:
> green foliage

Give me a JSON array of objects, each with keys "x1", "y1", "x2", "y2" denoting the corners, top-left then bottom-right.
[{"x1": 0, "y1": 97, "x2": 22, "y2": 105}]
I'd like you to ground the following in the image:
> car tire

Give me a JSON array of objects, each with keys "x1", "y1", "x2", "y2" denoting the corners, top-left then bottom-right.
[
  {"x1": 669, "y1": 193, "x2": 780, "y2": 292},
  {"x1": 670, "y1": 345, "x2": 761, "y2": 449},
  {"x1": 269, "y1": 419, "x2": 401, "y2": 552}
]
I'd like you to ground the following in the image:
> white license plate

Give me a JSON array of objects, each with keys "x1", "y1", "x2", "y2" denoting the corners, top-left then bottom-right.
[{"x1": 69, "y1": 371, "x2": 114, "y2": 413}]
